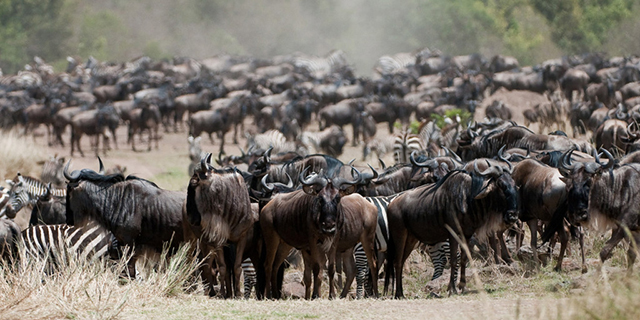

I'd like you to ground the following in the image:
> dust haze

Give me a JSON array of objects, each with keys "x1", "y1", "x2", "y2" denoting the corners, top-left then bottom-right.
[{"x1": 82, "y1": 0, "x2": 494, "y2": 75}]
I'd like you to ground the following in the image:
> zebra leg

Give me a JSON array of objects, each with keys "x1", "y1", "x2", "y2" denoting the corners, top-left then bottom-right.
[{"x1": 353, "y1": 243, "x2": 368, "y2": 299}]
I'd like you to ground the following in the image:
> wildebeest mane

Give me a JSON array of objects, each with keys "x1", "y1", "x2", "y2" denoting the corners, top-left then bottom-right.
[{"x1": 125, "y1": 175, "x2": 159, "y2": 188}]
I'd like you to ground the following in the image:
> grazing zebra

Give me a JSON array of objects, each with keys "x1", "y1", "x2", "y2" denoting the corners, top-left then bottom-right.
[
  {"x1": 352, "y1": 194, "x2": 459, "y2": 298},
  {"x1": 6, "y1": 174, "x2": 66, "y2": 214},
  {"x1": 393, "y1": 131, "x2": 424, "y2": 163},
  {"x1": 242, "y1": 258, "x2": 257, "y2": 299},
  {"x1": 374, "y1": 52, "x2": 416, "y2": 77},
  {"x1": 19, "y1": 222, "x2": 117, "y2": 265}
]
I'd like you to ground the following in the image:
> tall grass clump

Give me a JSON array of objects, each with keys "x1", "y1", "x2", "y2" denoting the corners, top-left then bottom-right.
[
  {"x1": 567, "y1": 270, "x2": 640, "y2": 320},
  {"x1": 0, "y1": 130, "x2": 43, "y2": 181},
  {"x1": 0, "y1": 242, "x2": 203, "y2": 320}
]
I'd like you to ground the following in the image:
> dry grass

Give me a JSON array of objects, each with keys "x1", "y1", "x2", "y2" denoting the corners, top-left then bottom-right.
[{"x1": 0, "y1": 130, "x2": 44, "y2": 181}]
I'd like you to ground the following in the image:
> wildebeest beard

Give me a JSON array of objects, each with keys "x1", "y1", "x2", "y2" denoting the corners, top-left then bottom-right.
[{"x1": 311, "y1": 194, "x2": 341, "y2": 236}]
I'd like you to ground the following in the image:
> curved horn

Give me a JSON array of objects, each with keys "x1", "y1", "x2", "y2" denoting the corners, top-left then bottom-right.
[
  {"x1": 378, "y1": 158, "x2": 386, "y2": 170},
  {"x1": 474, "y1": 159, "x2": 500, "y2": 177},
  {"x1": 410, "y1": 151, "x2": 438, "y2": 169},
  {"x1": 63, "y1": 160, "x2": 81, "y2": 181},
  {"x1": 600, "y1": 148, "x2": 615, "y2": 170},
  {"x1": 261, "y1": 174, "x2": 274, "y2": 192},
  {"x1": 628, "y1": 121, "x2": 639, "y2": 139},
  {"x1": 98, "y1": 156, "x2": 105, "y2": 174},
  {"x1": 347, "y1": 158, "x2": 356, "y2": 166},
  {"x1": 368, "y1": 164, "x2": 379, "y2": 180},
  {"x1": 299, "y1": 167, "x2": 318, "y2": 186},
  {"x1": 200, "y1": 153, "x2": 212, "y2": 172},
  {"x1": 263, "y1": 146, "x2": 273, "y2": 164},
  {"x1": 239, "y1": 147, "x2": 246, "y2": 158},
  {"x1": 498, "y1": 146, "x2": 513, "y2": 172},
  {"x1": 444, "y1": 146, "x2": 463, "y2": 163}
]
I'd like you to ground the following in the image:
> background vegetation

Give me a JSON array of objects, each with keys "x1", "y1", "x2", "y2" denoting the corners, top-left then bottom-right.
[{"x1": 0, "y1": 0, "x2": 638, "y2": 75}]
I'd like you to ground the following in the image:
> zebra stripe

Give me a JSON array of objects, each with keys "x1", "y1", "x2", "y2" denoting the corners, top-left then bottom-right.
[
  {"x1": 374, "y1": 53, "x2": 416, "y2": 76},
  {"x1": 242, "y1": 258, "x2": 257, "y2": 299},
  {"x1": 352, "y1": 193, "x2": 457, "y2": 298},
  {"x1": 393, "y1": 131, "x2": 423, "y2": 163},
  {"x1": 0, "y1": 186, "x2": 9, "y2": 219},
  {"x1": 19, "y1": 223, "x2": 115, "y2": 263},
  {"x1": 293, "y1": 50, "x2": 348, "y2": 78}
]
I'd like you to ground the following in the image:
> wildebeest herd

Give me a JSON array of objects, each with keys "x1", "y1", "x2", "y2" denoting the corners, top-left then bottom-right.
[{"x1": 2, "y1": 48, "x2": 640, "y2": 299}]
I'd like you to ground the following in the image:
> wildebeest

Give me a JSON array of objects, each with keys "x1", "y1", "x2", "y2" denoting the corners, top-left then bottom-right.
[
  {"x1": 184, "y1": 154, "x2": 255, "y2": 297},
  {"x1": 30, "y1": 182, "x2": 66, "y2": 225},
  {"x1": 511, "y1": 158, "x2": 585, "y2": 272},
  {"x1": 386, "y1": 162, "x2": 518, "y2": 297},
  {"x1": 127, "y1": 101, "x2": 161, "y2": 152},
  {"x1": 260, "y1": 168, "x2": 371, "y2": 299},
  {"x1": 69, "y1": 105, "x2": 120, "y2": 157},
  {"x1": 64, "y1": 160, "x2": 185, "y2": 276},
  {"x1": 560, "y1": 149, "x2": 640, "y2": 268}
]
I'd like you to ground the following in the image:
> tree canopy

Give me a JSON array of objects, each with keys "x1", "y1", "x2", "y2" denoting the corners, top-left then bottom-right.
[{"x1": 0, "y1": 0, "x2": 636, "y2": 74}]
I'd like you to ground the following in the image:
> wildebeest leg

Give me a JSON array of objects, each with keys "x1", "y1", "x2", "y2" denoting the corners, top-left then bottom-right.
[
  {"x1": 340, "y1": 249, "x2": 355, "y2": 298},
  {"x1": 309, "y1": 244, "x2": 324, "y2": 299},
  {"x1": 488, "y1": 232, "x2": 501, "y2": 264},
  {"x1": 498, "y1": 230, "x2": 513, "y2": 264},
  {"x1": 327, "y1": 246, "x2": 338, "y2": 299},
  {"x1": 208, "y1": 133, "x2": 214, "y2": 145},
  {"x1": 527, "y1": 219, "x2": 540, "y2": 268},
  {"x1": 627, "y1": 231, "x2": 640, "y2": 271},
  {"x1": 200, "y1": 249, "x2": 218, "y2": 297},
  {"x1": 262, "y1": 235, "x2": 279, "y2": 299},
  {"x1": 579, "y1": 227, "x2": 587, "y2": 274},
  {"x1": 554, "y1": 222, "x2": 569, "y2": 272},
  {"x1": 388, "y1": 121, "x2": 394, "y2": 134},
  {"x1": 302, "y1": 250, "x2": 313, "y2": 299},
  {"x1": 335, "y1": 253, "x2": 343, "y2": 290},
  {"x1": 233, "y1": 237, "x2": 248, "y2": 298},
  {"x1": 458, "y1": 237, "x2": 471, "y2": 293},
  {"x1": 154, "y1": 125, "x2": 159, "y2": 150},
  {"x1": 233, "y1": 123, "x2": 238, "y2": 144},
  {"x1": 600, "y1": 227, "x2": 625, "y2": 263},
  {"x1": 396, "y1": 235, "x2": 418, "y2": 299},
  {"x1": 214, "y1": 247, "x2": 230, "y2": 298},
  {"x1": 219, "y1": 132, "x2": 227, "y2": 155}
]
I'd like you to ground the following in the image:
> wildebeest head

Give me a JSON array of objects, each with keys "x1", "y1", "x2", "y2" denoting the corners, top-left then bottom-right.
[
  {"x1": 472, "y1": 160, "x2": 519, "y2": 226},
  {"x1": 560, "y1": 148, "x2": 615, "y2": 224},
  {"x1": 299, "y1": 167, "x2": 360, "y2": 235}
]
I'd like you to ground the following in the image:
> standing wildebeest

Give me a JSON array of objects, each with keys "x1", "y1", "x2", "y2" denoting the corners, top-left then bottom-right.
[
  {"x1": 174, "y1": 88, "x2": 213, "y2": 132},
  {"x1": 511, "y1": 158, "x2": 585, "y2": 272},
  {"x1": 318, "y1": 98, "x2": 367, "y2": 145},
  {"x1": 70, "y1": 106, "x2": 120, "y2": 157},
  {"x1": 184, "y1": 154, "x2": 255, "y2": 297},
  {"x1": 386, "y1": 162, "x2": 519, "y2": 297},
  {"x1": 260, "y1": 169, "x2": 374, "y2": 299},
  {"x1": 64, "y1": 161, "x2": 185, "y2": 276},
  {"x1": 30, "y1": 182, "x2": 66, "y2": 225},
  {"x1": 594, "y1": 119, "x2": 629, "y2": 153},
  {"x1": 127, "y1": 102, "x2": 161, "y2": 152},
  {"x1": 189, "y1": 108, "x2": 231, "y2": 154},
  {"x1": 560, "y1": 150, "x2": 640, "y2": 268}
]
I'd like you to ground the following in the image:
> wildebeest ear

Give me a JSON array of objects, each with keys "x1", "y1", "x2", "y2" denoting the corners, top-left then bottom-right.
[
  {"x1": 303, "y1": 185, "x2": 319, "y2": 196},
  {"x1": 474, "y1": 183, "x2": 495, "y2": 200},
  {"x1": 339, "y1": 184, "x2": 356, "y2": 196}
]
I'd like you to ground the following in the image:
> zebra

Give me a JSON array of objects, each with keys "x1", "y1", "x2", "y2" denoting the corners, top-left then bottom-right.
[
  {"x1": 18, "y1": 222, "x2": 118, "y2": 268},
  {"x1": 5, "y1": 173, "x2": 66, "y2": 215},
  {"x1": 246, "y1": 130, "x2": 297, "y2": 155},
  {"x1": 393, "y1": 130, "x2": 424, "y2": 163},
  {"x1": 0, "y1": 186, "x2": 10, "y2": 219},
  {"x1": 242, "y1": 257, "x2": 257, "y2": 299},
  {"x1": 293, "y1": 50, "x2": 349, "y2": 79},
  {"x1": 373, "y1": 52, "x2": 416, "y2": 77},
  {"x1": 352, "y1": 194, "x2": 459, "y2": 299}
]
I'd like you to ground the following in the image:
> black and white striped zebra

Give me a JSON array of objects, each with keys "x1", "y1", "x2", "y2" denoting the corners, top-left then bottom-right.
[
  {"x1": 293, "y1": 50, "x2": 348, "y2": 79},
  {"x1": 0, "y1": 186, "x2": 10, "y2": 219},
  {"x1": 6, "y1": 174, "x2": 66, "y2": 214},
  {"x1": 374, "y1": 52, "x2": 416, "y2": 77},
  {"x1": 242, "y1": 257, "x2": 257, "y2": 299},
  {"x1": 18, "y1": 222, "x2": 117, "y2": 265},
  {"x1": 393, "y1": 131, "x2": 424, "y2": 163},
  {"x1": 353, "y1": 194, "x2": 458, "y2": 298}
]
